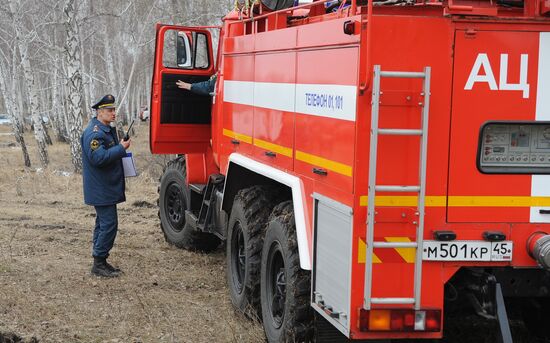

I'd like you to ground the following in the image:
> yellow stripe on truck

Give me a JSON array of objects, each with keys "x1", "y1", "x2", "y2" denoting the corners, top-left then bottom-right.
[
  {"x1": 358, "y1": 238, "x2": 382, "y2": 264},
  {"x1": 223, "y1": 129, "x2": 253, "y2": 144},
  {"x1": 223, "y1": 128, "x2": 353, "y2": 177},
  {"x1": 358, "y1": 238, "x2": 414, "y2": 264},
  {"x1": 448, "y1": 196, "x2": 550, "y2": 207},
  {"x1": 295, "y1": 150, "x2": 353, "y2": 177},
  {"x1": 359, "y1": 195, "x2": 550, "y2": 207},
  {"x1": 360, "y1": 196, "x2": 446, "y2": 207},
  {"x1": 385, "y1": 237, "x2": 415, "y2": 263},
  {"x1": 253, "y1": 138, "x2": 293, "y2": 158}
]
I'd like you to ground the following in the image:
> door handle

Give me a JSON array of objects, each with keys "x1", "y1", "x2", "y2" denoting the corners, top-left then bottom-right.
[
  {"x1": 313, "y1": 168, "x2": 328, "y2": 176},
  {"x1": 539, "y1": 209, "x2": 550, "y2": 214},
  {"x1": 231, "y1": 139, "x2": 240, "y2": 145},
  {"x1": 264, "y1": 151, "x2": 276, "y2": 157}
]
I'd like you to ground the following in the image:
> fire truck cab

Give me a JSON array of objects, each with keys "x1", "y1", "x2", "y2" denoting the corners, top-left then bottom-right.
[{"x1": 150, "y1": 0, "x2": 550, "y2": 341}]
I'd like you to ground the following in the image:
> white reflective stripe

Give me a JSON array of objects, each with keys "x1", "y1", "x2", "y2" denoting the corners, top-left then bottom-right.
[
  {"x1": 535, "y1": 33, "x2": 550, "y2": 121},
  {"x1": 531, "y1": 32, "x2": 550, "y2": 223},
  {"x1": 224, "y1": 153, "x2": 312, "y2": 270},
  {"x1": 254, "y1": 82, "x2": 296, "y2": 112},
  {"x1": 295, "y1": 84, "x2": 357, "y2": 121},
  {"x1": 223, "y1": 80, "x2": 254, "y2": 106},
  {"x1": 223, "y1": 80, "x2": 357, "y2": 121}
]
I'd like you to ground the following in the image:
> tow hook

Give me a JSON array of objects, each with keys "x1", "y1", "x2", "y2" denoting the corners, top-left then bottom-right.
[{"x1": 527, "y1": 232, "x2": 550, "y2": 269}]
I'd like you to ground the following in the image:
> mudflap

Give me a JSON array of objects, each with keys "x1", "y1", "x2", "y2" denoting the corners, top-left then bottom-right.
[{"x1": 495, "y1": 283, "x2": 513, "y2": 343}]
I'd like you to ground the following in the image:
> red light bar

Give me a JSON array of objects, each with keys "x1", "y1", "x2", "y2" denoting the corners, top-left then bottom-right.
[{"x1": 359, "y1": 309, "x2": 442, "y2": 332}]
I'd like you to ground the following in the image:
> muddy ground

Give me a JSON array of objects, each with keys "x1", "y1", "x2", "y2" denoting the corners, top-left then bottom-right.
[
  {"x1": 0, "y1": 122, "x2": 547, "y2": 343},
  {"x1": 0, "y1": 122, "x2": 264, "y2": 343}
]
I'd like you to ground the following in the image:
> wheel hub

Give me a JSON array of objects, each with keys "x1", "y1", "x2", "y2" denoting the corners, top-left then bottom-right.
[
  {"x1": 166, "y1": 183, "x2": 185, "y2": 230},
  {"x1": 231, "y1": 222, "x2": 246, "y2": 293},
  {"x1": 267, "y1": 243, "x2": 286, "y2": 328}
]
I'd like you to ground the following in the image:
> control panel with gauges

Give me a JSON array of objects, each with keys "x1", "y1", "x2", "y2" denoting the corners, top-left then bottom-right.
[{"x1": 478, "y1": 122, "x2": 550, "y2": 174}]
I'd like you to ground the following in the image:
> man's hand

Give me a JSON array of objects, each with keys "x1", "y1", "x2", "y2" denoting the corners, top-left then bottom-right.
[
  {"x1": 176, "y1": 80, "x2": 192, "y2": 90},
  {"x1": 120, "y1": 138, "x2": 131, "y2": 150}
]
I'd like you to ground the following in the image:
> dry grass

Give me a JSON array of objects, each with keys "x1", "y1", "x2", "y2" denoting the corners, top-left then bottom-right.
[{"x1": 0, "y1": 122, "x2": 264, "y2": 343}]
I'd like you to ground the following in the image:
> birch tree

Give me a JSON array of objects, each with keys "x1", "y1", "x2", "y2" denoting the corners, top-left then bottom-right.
[
  {"x1": 64, "y1": 0, "x2": 84, "y2": 173},
  {"x1": 8, "y1": 0, "x2": 50, "y2": 168},
  {"x1": 0, "y1": 57, "x2": 31, "y2": 167}
]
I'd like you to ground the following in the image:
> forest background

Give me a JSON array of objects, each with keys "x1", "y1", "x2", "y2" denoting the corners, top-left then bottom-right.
[{"x1": 0, "y1": 0, "x2": 232, "y2": 172}]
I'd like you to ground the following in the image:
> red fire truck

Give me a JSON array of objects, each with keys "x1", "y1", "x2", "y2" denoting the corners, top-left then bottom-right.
[{"x1": 150, "y1": 0, "x2": 550, "y2": 341}]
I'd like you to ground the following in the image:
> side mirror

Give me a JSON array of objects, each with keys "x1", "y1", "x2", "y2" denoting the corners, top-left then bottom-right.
[{"x1": 176, "y1": 32, "x2": 192, "y2": 68}]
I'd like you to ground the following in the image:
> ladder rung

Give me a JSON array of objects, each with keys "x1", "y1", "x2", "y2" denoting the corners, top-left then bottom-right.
[
  {"x1": 375, "y1": 185, "x2": 420, "y2": 192},
  {"x1": 371, "y1": 297, "x2": 415, "y2": 305},
  {"x1": 373, "y1": 242, "x2": 418, "y2": 249},
  {"x1": 378, "y1": 129, "x2": 423, "y2": 136},
  {"x1": 380, "y1": 71, "x2": 426, "y2": 79}
]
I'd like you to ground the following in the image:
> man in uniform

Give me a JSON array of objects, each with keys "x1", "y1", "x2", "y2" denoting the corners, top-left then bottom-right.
[{"x1": 81, "y1": 94, "x2": 131, "y2": 278}]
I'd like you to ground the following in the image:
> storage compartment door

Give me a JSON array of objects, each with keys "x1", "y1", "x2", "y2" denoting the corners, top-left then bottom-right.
[{"x1": 312, "y1": 193, "x2": 352, "y2": 336}]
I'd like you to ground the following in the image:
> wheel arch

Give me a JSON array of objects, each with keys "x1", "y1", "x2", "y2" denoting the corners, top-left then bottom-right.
[{"x1": 222, "y1": 153, "x2": 312, "y2": 270}]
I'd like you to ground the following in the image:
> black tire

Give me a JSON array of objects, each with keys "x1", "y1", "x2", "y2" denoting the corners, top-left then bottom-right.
[
  {"x1": 158, "y1": 156, "x2": 220, "y2": 252},
  {"x1": 261, "y1": 201, "x2": 314, "y2": 343},
  {"x1": 226, "y1": 186, "x2": 281, "y2": 318}
]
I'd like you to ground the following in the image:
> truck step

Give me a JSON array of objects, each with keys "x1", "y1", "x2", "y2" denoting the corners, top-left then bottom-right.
[
  {"x1": 185, "y1": 210, "x2": 198, "y2": 229},
  {"x1": 189, "y1": 183, "x2": 206, "y2": 194}
]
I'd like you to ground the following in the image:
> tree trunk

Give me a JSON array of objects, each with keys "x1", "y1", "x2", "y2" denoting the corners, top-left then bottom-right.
[
  {"x1": 51, "y1": 67, "x2": 68, "y2": 142},
  {"x1": 87, "y1": 36, "x2": 96, "y2": 118},
  {"x1": 9, "y1": 0, "x2": 50, "y2": 168},
  {"x1": 0, "y1": 59, "x2": 31, "y2": 168},
  {"x1": 16, "y1": 77, "x2": 26, "y2": 131},
  {"x1": 64, "y1": 0, "x2": 84, "y2": 173},
  {"x1": 103, "y1": 25, "x2": 119, "y2": 97}
]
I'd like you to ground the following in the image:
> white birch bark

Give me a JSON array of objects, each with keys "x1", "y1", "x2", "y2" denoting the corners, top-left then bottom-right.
[
  {"x1": 87, "y1": 36, "x2": 96, "y2": 116},
  {"x1": 0, "y1": 58, "x2": 31, "y2": 167},
  {"x1": 103, "y1": 25, "x2": 119, "y2": 97},
  {"x1": 64, "y1": 0, "x2": 84, "y2": 173},
  {"x1": 51, "y1": 67, "x2": 68, "y2": 142},
  {"x1": 16, "y1": 77, "x2": 26, "y2": 130},
  {"x1": 8, "y1": 0, "x2": 50, "y2": 168}
]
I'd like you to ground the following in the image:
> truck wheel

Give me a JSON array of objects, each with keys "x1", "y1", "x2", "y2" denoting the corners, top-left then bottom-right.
[
  {"x1": 158, "y1": 156, "x2": 220, "y2": 252},
  {"x1": 261, "y1": 201, "x2": 314, "y2": 343},
  {"x1": 226, "y1": 186, "x2": 281, "y2": 318}
]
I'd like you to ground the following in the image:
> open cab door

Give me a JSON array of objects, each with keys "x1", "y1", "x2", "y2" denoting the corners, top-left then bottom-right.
[{"x1": 150, "y1": 25, "x2": 216, "y2": 154}]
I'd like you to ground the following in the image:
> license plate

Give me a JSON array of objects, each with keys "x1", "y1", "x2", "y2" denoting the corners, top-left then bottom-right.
[{"x1": 422, "y1": 241, "x2": 513, "y2": 261}]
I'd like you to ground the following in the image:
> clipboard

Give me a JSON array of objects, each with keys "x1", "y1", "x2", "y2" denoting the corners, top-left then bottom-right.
[{"x1": 122, "y1": 152, "x2": 138, "y2": 177}]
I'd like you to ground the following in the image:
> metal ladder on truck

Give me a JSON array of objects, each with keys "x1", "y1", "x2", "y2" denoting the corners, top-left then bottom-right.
[{"x1": 364, "y1": 65, "x2": 431, "y2": 310}]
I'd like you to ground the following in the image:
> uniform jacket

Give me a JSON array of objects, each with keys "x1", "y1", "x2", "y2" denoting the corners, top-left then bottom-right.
[
  {"x1": 190, "y1": 75, "x2": 217, "y2": 96},
  {"x1": 81, "y1": 117, "x2": 126, "y2": 206}
]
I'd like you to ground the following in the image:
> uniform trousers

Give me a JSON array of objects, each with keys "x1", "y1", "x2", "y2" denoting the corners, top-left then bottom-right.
[{"x1": 93, "y1": 204, "x2": 118, "y2": 258}]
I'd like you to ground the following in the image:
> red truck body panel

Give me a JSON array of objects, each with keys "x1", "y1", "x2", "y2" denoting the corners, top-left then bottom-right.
[{"x1": 151, "y1": 1, "x2": 550, "y2": 339}]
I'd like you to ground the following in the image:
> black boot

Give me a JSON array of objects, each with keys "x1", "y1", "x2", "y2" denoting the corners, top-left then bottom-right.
[
  {"x1": 104, "y1": 259, "x2": 122, "y2": 274},
  {"x1": 91, "y1": 256, "x2": 119, "y2": 278}
]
